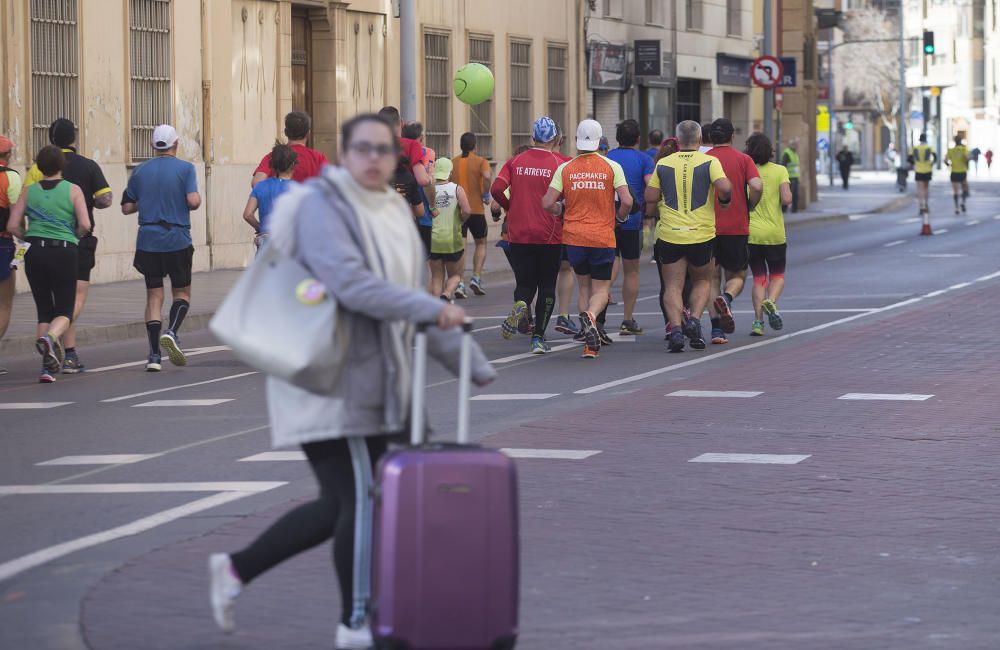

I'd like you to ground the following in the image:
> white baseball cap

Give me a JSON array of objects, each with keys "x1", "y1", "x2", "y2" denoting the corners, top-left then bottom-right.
[
  {"x1": 576, "y1": 119, "x2": 602, "y2": 152},
  {"x1": 151, "y1": 124, "x2": 179, "y2": 150}
]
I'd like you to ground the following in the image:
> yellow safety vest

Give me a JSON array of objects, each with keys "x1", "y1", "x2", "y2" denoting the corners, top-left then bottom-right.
[{"x1": 781, "y1": 148, "x2": 800, "y2": 178}]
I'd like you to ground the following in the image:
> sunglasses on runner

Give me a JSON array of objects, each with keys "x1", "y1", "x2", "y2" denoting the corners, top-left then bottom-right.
[{"x1": 347, "y1": 141, "x2": 400, "y2": 158}]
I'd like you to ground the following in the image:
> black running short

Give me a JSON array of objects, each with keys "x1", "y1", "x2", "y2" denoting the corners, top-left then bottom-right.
[
  {"x1": 914, "y1": 172, "x2": 932, "y2": 182},
  {"x1": 461, "y1": 214, "x2": 488, "y2": 240},
  {"x1": 134, "y1": 246, "x2": 194, "y2": 289},
  {"x1": 654, "y1": 239, "x2": 714, "y2": 267},
  {"x1": 714, "y1": 235, "x2": 749, "y2": 272},
  {"x1": 615, "y1": 228, "x2": 642, "y2": 261},
  {"x1": 417, "y1": 225, "x2": 432, "y2": 256},
  {"x1": 748, "y1": 243, "x2": 787, "y2": 278},
  {"x1": 950, "y1": 172, "x2": 967, "y2": 183},
  {"x1": 429, "y1": 250, "x2": 464, "y2": 263},
  {"x1": 77, "y1": 234, "x2": 98, "y2": 282}
]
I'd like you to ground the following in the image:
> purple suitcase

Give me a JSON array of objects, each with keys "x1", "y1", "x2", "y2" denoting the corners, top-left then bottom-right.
[{"x1": 371, "y1": 324, "x2": 519, "y2": 650}]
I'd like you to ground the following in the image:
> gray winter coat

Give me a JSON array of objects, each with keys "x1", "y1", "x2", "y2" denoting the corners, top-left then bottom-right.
[{"x1": 266, "y1": 178, "x2": 496, "y2": 448}]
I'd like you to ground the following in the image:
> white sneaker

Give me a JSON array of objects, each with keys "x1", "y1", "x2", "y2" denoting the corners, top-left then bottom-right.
[
  {"x1": 336, "y1": 623, "x2": 373, "y2": 649},
  {"x1": 209, "y1": 553, "x2": 242, "y2": 633}
]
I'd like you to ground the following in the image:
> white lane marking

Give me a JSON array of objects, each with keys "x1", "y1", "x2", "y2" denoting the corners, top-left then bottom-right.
[
  {"x1": 966, "y1": 220, "x2": 981, "y2": 226},
  {"x1": 574, "y1": 272, "x2": 997, "y2": 396},
  {"x1": 898, "y1": 217, "x2": 921, "y2": 224},
  {"x1": 470, "y1": 393, "x2": 559, "y2": 401},
  {"x1": 994, "y1": 215, "x2": 1000, "y2": 220},
  {"x1": 239, "y1": 451, "x2": 307, "y2": 462},
  {"x1": 935, "y1": 228, "x2": 949, "y2": 234},
  {"x1": 883, "y1": 240, "x2": 907, "y2": 248},
  {"x1": 101, "y1": 372, "x2": 258, "y2": 403},
  {"x1": 689, "y1": 453, "x2": 810, "y2": 465},
  {"x1": 490, "y1": 342, "x2": 578, "y2": 364},
  {"x1": 848, "y1": 214, "x2": 871, "y2": 221},
  {"x1": 0, "y1": 402, "x2": 73, "y2": 410},
  {"x1": 36, "y1": 454, "x2": 160, "y2": 466},
  {"x1": 133, "y1": 398, "x2": 234, "y2": 408},
  {"x1": 824, "y1": 252, "x2": 855, "y2": 261},
  {"x1": 472, "y1": 324, "x2": 501, "y2": 333},
  {"x1": 948, "y1": 282, "x2": 972, "y2": 290},
  {"x1": 924, "y1": 289, "x2": 947, "y2": 297},
  {"x1": 667, "y1": 390, "x2": 762, "y2": 398},
  {"x1": 919, "y1": 253, "x2": 966, "y2": 258},
  {"x1": 0, "y1": 488, "x2": 283, "y2": 583},
  {"x1": 87, "y1": 346, "x2": 231, "y2": 373},
  {"x1": 607, "y1": 333, "x2": 635, "y2": 343},
  {"x1": 500, "y1": 448, "x2": 602, "y2": 460},
  {"x1": 0, "y1": 481, "x2": 287, "y2": 495},
  {"x1": 838, "y1": 393, "x2": 933, "y2": 401}
]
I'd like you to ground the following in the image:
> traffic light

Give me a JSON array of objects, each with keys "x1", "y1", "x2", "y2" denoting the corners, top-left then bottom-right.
[
  {"x1": 923, "y1": 30, "x2": 935, "y2": 55},
  {"x1": 845, "y1": 120, "x2": 854, "y2": 130}
]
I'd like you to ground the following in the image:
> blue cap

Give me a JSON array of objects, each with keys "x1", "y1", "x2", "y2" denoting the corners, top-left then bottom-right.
[{"x1": 532, "y1": 117, "x2": 559, "y2": 143}]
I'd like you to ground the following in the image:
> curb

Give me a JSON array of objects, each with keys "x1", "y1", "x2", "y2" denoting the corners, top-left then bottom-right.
[{"x1": 786, "y1": 194, "x2": 912, "y2": 228}]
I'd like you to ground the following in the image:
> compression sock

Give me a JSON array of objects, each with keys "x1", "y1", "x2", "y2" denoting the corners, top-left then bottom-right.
[
  {"x1": 146, "y1": 321, "x2": 162, "y2": 355},
  {"x1": 711, "y1": 317, "x2": 721, "y2": 331},
  {"x1": 168, "y1": 299, "x2": 190, "y2": 334},
  {"x1": 723, "y1": 292, "x2": 734, "y2": 305}
]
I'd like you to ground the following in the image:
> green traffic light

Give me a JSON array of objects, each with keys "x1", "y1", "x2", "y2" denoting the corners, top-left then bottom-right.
[
  {"x1": 845, "y1": 121, "x2": 854, "y2": 130},
  {"x1": 923, "y1": 44, "x2": 934, "y2": 54}
]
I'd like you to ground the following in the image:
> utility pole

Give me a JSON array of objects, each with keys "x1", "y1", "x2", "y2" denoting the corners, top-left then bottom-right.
[
  {"x1": 763, "y1": 0, "x2": 774, "y2": 143},
  {"x1": 399, "y1": 0, "x2": 417, "y2": 121},
  {"x1": 896, "y1": 3, "x2": 907, "y2": 177},
  {"x1": 828, "y1": 42, "x2": 835, "y2": 187}
]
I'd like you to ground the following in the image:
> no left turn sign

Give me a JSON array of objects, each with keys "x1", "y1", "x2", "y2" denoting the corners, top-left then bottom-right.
[{"x1": 751, "y1": 56, "x2": 784, "y2": 89}]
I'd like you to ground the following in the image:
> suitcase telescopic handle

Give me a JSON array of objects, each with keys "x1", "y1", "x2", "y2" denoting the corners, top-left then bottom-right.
[{"x1": 411, "y1": 320, "x2": 474, "y2": 446}]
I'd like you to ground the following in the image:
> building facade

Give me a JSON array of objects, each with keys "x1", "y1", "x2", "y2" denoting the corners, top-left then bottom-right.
[{"x1": 0, "y1": 0, "x2": 581, "y2": 286}]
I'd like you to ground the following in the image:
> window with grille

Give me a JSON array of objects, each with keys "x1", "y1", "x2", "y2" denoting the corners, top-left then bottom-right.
[
  {"x1": 686, "y1": 0, "x2": 703, "y2": 30},
  {"x1": 29, "y1": 0, "x2": 79, "y2": 158},
  {"x1": 727, "y1": 0, "x2": 742, "y2": 35},
  {"x1": 423, "y1": 31, "x2": 451, "y2": 157},
  {"x1": 468, "y1": 35, "x2": 494, "y2": 160},
  {"x1": 130, "y1": 0, "x2": 172, "y2": 161},
  {"x1": 510, "y1": 40, "x2": 533, "y2": 151},
  {"x1": 547, "y1": 45, "x2": 568, "y2": 139}
]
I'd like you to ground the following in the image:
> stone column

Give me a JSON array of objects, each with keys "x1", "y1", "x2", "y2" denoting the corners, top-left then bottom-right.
[{"x1": 781, "y1": 0, "x2": 818, "y2": 203}]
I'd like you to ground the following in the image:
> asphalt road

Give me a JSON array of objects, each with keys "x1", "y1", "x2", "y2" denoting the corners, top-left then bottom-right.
[{"x1": 2, "y1": 179, "x2": 999, "y2": 649}]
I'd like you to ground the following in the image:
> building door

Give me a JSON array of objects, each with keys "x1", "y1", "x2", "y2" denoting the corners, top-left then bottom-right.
[
  {"x1": 291, "y1": 8, "x2": 312, "y2": 119},
  {"x1": 675, "y1": 78, "x2": 701, "y2": 124}
]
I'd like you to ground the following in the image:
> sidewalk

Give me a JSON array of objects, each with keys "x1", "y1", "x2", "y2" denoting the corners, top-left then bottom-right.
[{"x1": 0, "y1": 174, "x2": 910, "y2": 356}]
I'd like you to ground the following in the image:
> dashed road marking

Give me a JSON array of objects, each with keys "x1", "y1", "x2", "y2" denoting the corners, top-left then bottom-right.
[
  {"x1": 88, "y1": 346, "x2": 231, "y2": 373},
  {"x1": 883, "y1": 240, "x2": 907, "y2": 248},
  {"x1": 491, "y1": 343, "x2": 578, "y2": 364},
  {"x1": 965, "y1": 220, "x2": 981, "y2": 226},
  {"x1": 689, "y1": 453, "x2": 810, "y2": 465},
  {"x1": 935, "y1": 228, "x2": 949, "y2": 234},
  {"x1": 102, "y1": 372, "x2": 257, "y2": 403},
  {"x1": 0, "y1": 402, "x2": 73, "y2": 410},
  {"x1": 919, "y1": 253, "x2": 966, "y2": 258},
  {"x1": 825, "y1": 252, "x2": 855, "y2": 261},
  {"x1": 500, "y1": 448, "x2": 602, "y2": 460},
  {"x1": 0, "y1": 481, "x2": 287, "y2": 495},
  {"x1": 838, "y1": 393, "x2": 933, "y2": 401},
  {"x1": 36, "y1": 454, "x2": 159, "y2": 466},
  {"x1": 133, "y1": 399, "x2": 234, "y2": 407},
  {"x1": 239, "y1": 451, "x2": 307, "y2": 462},
  {"x1": 667, "y1": 390, "x2": 762, "y2": 398},
  {"x1": 898, "y1": 217, "x2": 921, "y2": 224},
  {"x1": 471, "y1": 393, "x2": 559, "y2": 401}
]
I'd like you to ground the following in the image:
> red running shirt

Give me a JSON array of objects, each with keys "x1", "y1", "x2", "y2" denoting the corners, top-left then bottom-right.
[
  {"x1": 707, "y1": 145, "x2": 761, "y2": 236},
  {"x1": 255, "y1": 143, "x2": 330, "y2": 183},
  {"x1": 492, "y1": 148, "x2": 565, "y2": 245}
]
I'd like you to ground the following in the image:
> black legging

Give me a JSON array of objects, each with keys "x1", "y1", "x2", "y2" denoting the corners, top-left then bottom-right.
[
  {"x1": 507, "y1": 243, "x2": 561, "y2": 337},
  {"x1": 230, "y1": 436, "x2": 388, "y2": 626},
  {"x1": 24, "y1": 241, "x2": 77, "y2": 323}
]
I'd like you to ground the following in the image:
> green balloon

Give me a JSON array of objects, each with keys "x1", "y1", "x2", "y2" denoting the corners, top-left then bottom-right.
[{"x1": 453, "y1": 63, "x2": 495, "y2": 106}]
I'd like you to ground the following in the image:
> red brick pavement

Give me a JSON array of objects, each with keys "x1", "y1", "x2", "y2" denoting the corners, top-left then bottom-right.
[{"x1": 81, "y1": 283, "x2": 1000, "y2": 649}]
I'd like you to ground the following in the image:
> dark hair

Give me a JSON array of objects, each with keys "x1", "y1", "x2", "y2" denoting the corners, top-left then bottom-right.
[
  {"x1": 268, "y1": 143, "x2": 298, "y2": 174},
  {"x1": 341, "y1": 113, "x2": 399, "y2": 151},
  {"x1": 36, "y1": 145, "x2": 66, "y2": 177},
  {"x1": 709, "y1": 118, "x2": 735, "y2": 145},
  {"x1": 284, "y1": 112, "x2": 312, "y2": 141},
  {"x1": 743, "y1": 132, "x2": 773, "y2": 166},
  {"x1": 512, "y1": 144, "x2": 531, "y2": 157},
  {"x1": 460, "y1": 132, "x2": 476, "y2": 157},
  {"x1": 701, "y1": 123, "x2": 712, "y2": 144},
  {"x1": 616, "y1": 119, "x2": 640, "y2": 147},
  {"x1": 49, "y1": 118, "x2": 76, "y2": 148},
  {"x1": 648, "y1": 129, "x2": 664, "y2": 147},
  {"x1": 401, "y1": 121, "x2": 423, "y2": 140},
  {"x1": 655, "y1": 137, "x2": 680, "y2": 162},
  {"x1": 954, "y1": 136, "x2": 963, "y2": 145},
  {"x1": 919, "y1": 133, "x2": 928, "y2": 143},
  {"x1": 378, "y1": 106, "x2": 402, "y2": 128}
]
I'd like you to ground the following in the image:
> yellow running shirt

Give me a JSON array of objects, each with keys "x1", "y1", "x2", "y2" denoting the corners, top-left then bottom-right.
[
  {"x1": 648, "y1": 150, "x2": 726, "y2": 245},
  {"x1": 946, "y1": 145, "x2": 969, "y2": 173},
  {"x1": 911, "y1": 145, "x2": 935, "y2": 174},
  {"x1": 749, "y1": 162, "x2": 790, "y2": 246}
]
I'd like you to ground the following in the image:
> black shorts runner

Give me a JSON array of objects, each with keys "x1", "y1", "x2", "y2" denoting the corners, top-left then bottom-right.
[
  {"x1": 428, "y1": 250, "x2": 463, "y2": 263},
  {"x1": 77, "y1": 234, "x2": 98, "y2": 282},
  {"x1": 714, "y1": 235, "x2": 749, "y2": 272},
  {"x1": 417, "y1": 225, "x2": 432, "y2": 256},
  {"x1": 133, "y1": 246, "x2": 194, "y2": 289},
  {"x1": 654, "y1": 239, "x2": 714, "y2": 267},
  {"x1": 914, "y1": 172, "x2": 932, "y2": 182},
  {"x1": 615, "y1": 228, "x2": 642, "y2": 261},
  {"x1": 461, "y1": 214, "x2": 488, "y2": 240},
  {"x1": 748, "y1": 243, "x2": 787, "y2": 278},
  {"x1": 950, "y1": 172, "x2": 967, "y2": 183}
]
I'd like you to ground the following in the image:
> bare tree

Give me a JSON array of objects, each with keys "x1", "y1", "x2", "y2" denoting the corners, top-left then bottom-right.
[{"x1": 835, "y1": 5, "x2": 902, "y2": 139}]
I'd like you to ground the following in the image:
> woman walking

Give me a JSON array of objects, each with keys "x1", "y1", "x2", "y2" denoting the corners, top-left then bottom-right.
[
  {"x1": 208, "y1": 114, "x2": 496, "y2": 650},
  {"x1": 6, "y1": 145, "x2": 90, "y2": 383}
]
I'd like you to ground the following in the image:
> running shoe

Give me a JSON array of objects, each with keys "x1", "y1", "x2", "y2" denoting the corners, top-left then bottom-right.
[
  {"x1": 597, "y1": 327, "x2": 614, "y2": 346},
  {"x1": 713, "y1": 295, "x2": 736, "y2": 333},
  {"x1": 530, "y1": 336, "x2": 549, "y2": 355},
  {"x1": 581, "y1": 344, "x2": 599, "y2": 359},
  {"x1": 554, "y1": 314, "x2": 579, "y2": 337},
  {"x1": 35, "y1": 334, "x2": 62, "y2": 374},
  {"x1": 578, "y1": 311, "x2": 600, "y2": 351},
  {"x1": 454, "y1": 282, "x2": 468, "y2": 299},
  {"x1": 961, "y1": 202, "x2": 967, "y2": 213},
  {"x1": 439, "y1": 294, "x2": 454, "y2": 304},
  {"x1": 619, "y1": 319, "x2": 643, "y2": 335},
  {"x1": 667, "y1": 327, "x2": 685, "y2": 353},
  {"x1": 681, "y1": 313, "x2": 700, "y2": 340},
  {"x1": 711, "y1": 328, "x2": 728, "y2": 345},
  {"x1": 39, "y1": 368, "x2": 57, "y2": 383},
  {"x1": 160, "y1": 329, "x2": 187, "y2": 367},
  {"x1": 686, "y1": 319, "x2": 706, "y2": 350},
  {"x1": 664, "y1": 324, "x2": 671, "y2": 341},
  {"x1": 573, "y1": 331, "x2": 586, "y2": 342},
  {"x1": 501, "y1": 301, "x2": 528, "y2": 340},
  {"x1": 761, "y1": 299, "x2": 784, "y2": 330},
  {"x1": 469, "y1": 275, "x2": 486, "y2": 296},
  {"x1": 336, "y1": 623, "x2": 374, "y2": 650},
  {"x1": 62, "y1": 351, "x2": 85, "y2": 374},
  {"x1": 751, "y1": 320, "x2": 765, "y2": 336},
  {"x1": 608, "y1": 295, "x2": 619, "y2": 306},
  {"x1": 209, "y1": 553, "x2": 242, "y2": 633},
  {"x1": 146, "y1": 353, "x2": 162, "y2": 372}
]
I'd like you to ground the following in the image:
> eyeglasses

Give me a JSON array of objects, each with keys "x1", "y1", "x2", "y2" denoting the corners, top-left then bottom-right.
[{"x1": 347, "y1": 141, "x2": 399, "y2": 158}]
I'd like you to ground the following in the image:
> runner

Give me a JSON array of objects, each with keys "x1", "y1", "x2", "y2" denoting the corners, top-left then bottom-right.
[
  {"x1": 0, "y1": 136, "x2": 21, "y2": 376},
  {"x1": 490, "y1": 117, "x2": 566, "y2": 352},
  {"x1": 780, "y1": 138, "x2": 801, "y2": 212},
  {"x1": 121, "y1": 124, "x2": 201, "y2": 372},
  {"x1": 551, "y1": 127, "x2": 580, "y2": 339},
  {"x1": 243, "y1": 144, "x2": 296, "y2": 252},
  {"x1": 653, "y1": 137, "x2": 681, "y2": 332},
  {"x1": 706, "y1": 118, "x2": 762, "y2": 344},
  {"x1": 645, "y1": 120, "x2": 732, "y2": 353},
  {"x1": 607, "y1": 119, "x2": 654, "y2": 336},
  {"x1": 451, "y1": 133, "x2": 492, "y2": 296},
  {"x1": 24, "y1": 118, "x2": 112, "y2": 373},
  {"x1": 391, "y1": 154, "x2": 427, "y2": 225},
  {"x1": 378, "y1": 106, "x2": 434, "y2": 195},
  {"x1": 745, "y1": 132, "x2": 791, "y2": 336},
  {"x1": 542, "y1": 119, "x2": 632, "y2": 359},
  {"x1": 428, "y1": 157, "x2": 472, "y2": 302},
  {"x1": 251, "y1": 112, "x2": 328, "y2": 186},
  {"x1": 909, "y1": 133, "x2": 936, "y2": 217},
  {"x1": 645, "y1": 129, "x2": 664, "y2": 159},
  {"x1": 945, "y1": 136, "x2": 970, "y2": 215}
]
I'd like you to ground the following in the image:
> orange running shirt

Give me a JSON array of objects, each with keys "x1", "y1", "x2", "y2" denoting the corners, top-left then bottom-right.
[
  {"x1": 549, "y1": 152, "x2": 627, "y2": 248},
  {"x1": 451, "y1": 152, "x2": 490, "y2": 214}
]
